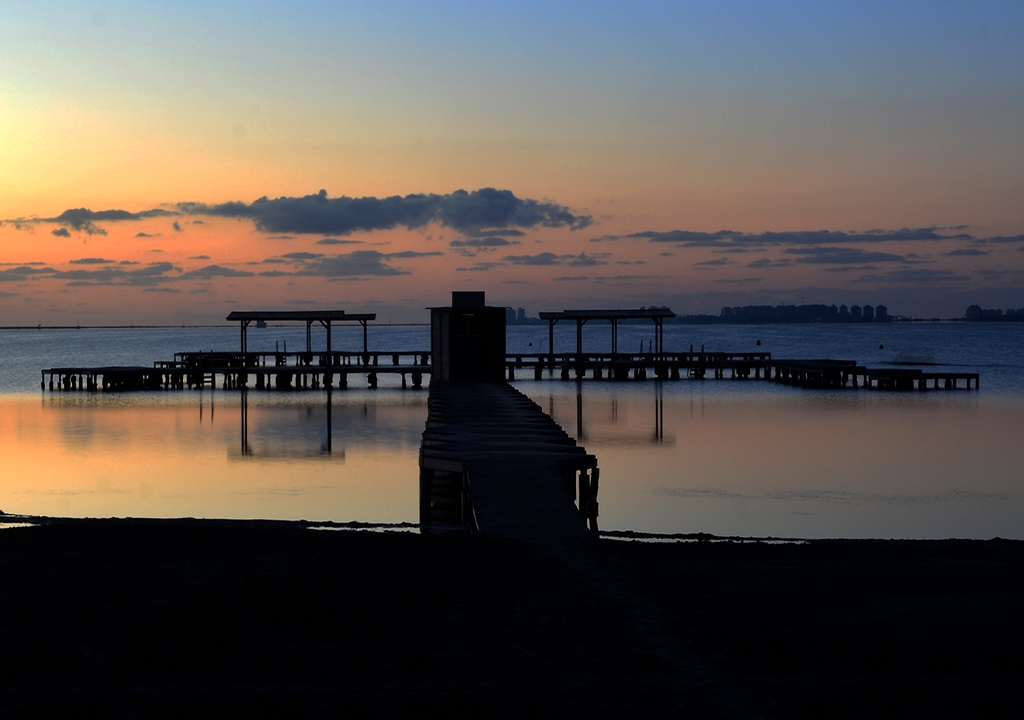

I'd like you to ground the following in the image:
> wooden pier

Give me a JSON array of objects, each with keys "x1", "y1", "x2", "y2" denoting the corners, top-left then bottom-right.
[
  {"x1": 419, "y1": 382, "x2": 598, "y2": 539},
  {"x1": 504, "y1": 353, "x2": 979, "y2": 390},
  {"x1": 43, "y1": 350, "x2": 430, "y2": 392},
  {"x1": 42, "y1": 350, "x2": 980, "y2": 393}
]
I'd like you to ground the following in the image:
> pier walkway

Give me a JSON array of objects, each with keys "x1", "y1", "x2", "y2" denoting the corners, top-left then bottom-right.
[
  {"x1": 41, "y1": 350, "x2": 980, "y2": 392},
  {"x1": 419, "y1": 383, "x2": 598, "y2": 539}
]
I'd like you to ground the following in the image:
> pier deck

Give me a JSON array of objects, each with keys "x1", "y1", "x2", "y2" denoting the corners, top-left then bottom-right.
[
  {"x1": 419, "y1": 383, "x2": 598, "y2": 539},
  {"x1": 41, "y1": 351, "x2": 979, "y2": 393}
]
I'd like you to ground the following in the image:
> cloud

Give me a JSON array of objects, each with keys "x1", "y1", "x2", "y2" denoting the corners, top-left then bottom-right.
[
  {"x1": 55, "y1": 261, "x2": 178, "y2": 286},
  {"x1": 986, "y1": 235, "x2": 1024, "y2": 244},
  {"x1": 694, "y1": 257, "x2": 734, "y2": 267},
  {"x1": 456, "y1": 263, "x2": 501, "y2": 272},
  {"x1": 178, "y1": 188, "x2": 591, "y2": 235},
  {"x1": 855, "y1": 268, "x2": 970, "y2": 284},
  {"x1": 315, "y1": 238, "x2": 362, "y2": 245},
  {"x1": 449, "y1": 236, "x2": 519, "y2": 247},
  {"x1": 189, "y1": 255, "x2": 211, "y2": 260},
  {"x1": 500, "y1": 251, "x2": 608, "y2": 267},
  {"x1": 180, "y1": 265, "x2": 255, "y2": 279},
  {"x1": 943, "y1": 248, "x2": 991, "y2": 257},
  {"x1": 621, "y1": 227, "x2": 971, "y2": 249},
  {"x1": 783, "y1": 247, "x2": 905, "y2": 264},
  {"x1": 290, "y1": 250, "x2": 408, "y2": 277},
  {"x1": 747, "y1": 258, "x2": 791, "y2": 268},
  {"x1": 714, "y1": 277, "x2": 765, "y2": 284},
  {"x1": 384, "y1": 250, "x2": 443, "y2": 259},
  {"x1": 503, "y1": 252, "x2": 562, "y2": 266},
  {"x1": 279, "y1": 252, "x2": 324, "y2": 260},
  {"x1": 143, "y1": 287, "x2": 181, "y2": 294},
  {"x1": 172, "y1": 221, "x2": 182, "y2": 232},
  {"x1": 567, "y1": 252, "x2": 609, "y2": 267},
  {"x1": 0, "y1": 266, "x2": 58, "y2": 282},
  {"x1": 36, "y1": 207, "x2": 176, "y2": 236},
  {"x1": 51, "y1": 228, "x2": 71, "y2": 237},
  {"x1": 553, "y1": 275, "x2": 589, "y2": 281},
  {"x1": 69, "y1": 258, "x2": 115, "y2": 265},
  {"x1": 135, "y1": 232, "x2": 160, "y2": 238}
]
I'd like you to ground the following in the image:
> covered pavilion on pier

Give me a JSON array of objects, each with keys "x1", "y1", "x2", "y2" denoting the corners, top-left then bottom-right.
[
  {"x1": 226, "y1": 310, "x2": 377, "y2": 354},
  {"x1": 537, "y1": 308, "x2": 675, "y2": 356}
]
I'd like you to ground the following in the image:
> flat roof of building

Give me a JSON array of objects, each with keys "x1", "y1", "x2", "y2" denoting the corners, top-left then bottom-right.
[
  {"x1": 226, "y1": 311, "x2": 376, "y2": 322},
  {"x1": 538, "y1": 308, "x2": 675, "y2": 320}
]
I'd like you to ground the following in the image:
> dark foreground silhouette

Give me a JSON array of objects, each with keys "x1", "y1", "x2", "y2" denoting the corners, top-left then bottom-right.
[{"x1": 1, "y1": 519, "x2": 1021, "y2": 718}]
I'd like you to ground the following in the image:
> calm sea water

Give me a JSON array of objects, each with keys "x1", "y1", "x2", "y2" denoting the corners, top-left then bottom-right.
[{"x1": 1, "y1": 322, "x2": 1022, "y2": 538}]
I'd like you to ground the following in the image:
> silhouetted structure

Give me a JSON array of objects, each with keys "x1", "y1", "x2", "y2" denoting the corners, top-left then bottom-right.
[
  {"x1": 429, "y1": 292, "x2": 506, "y2": 382},
  {"x1": 538, "y1": 307, "x2": 675, "y2": 355},
  {"x1": 226, "y1": 310, "x2": 375, "y2": 354}
]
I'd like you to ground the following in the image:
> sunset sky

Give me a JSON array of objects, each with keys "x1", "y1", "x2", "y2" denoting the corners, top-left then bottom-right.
[{"x1": 3, "y1": 1, "x2": 1023, "y2": 324}]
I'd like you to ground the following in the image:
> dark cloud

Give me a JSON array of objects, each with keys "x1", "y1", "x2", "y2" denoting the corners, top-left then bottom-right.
[
  {"x1": 503, "y1": 252, "x2": 562, "y2": 266},
  {"x1": 449, "y1": 237, "x2": 519, "y2": 248},
  {"x1": 51, "y1": 228, "x2": 71, "y2": 237},
  {"x1": 135, "y1": 232, "x2": 160, "y2": 238},
  {"x1": 943, "y1": 248, "x2": 991, "y2": 257},
  {"x1": 747, "y1": 258, "x2": 792, "y2": 268},
  {"x1": 33, "y1": 208, "x2": 176, "y2": 236},
  {"x1": 621, "y1": 227, "x2": 970, "y2": 249},
  {"x1": 456, "y1": 263, "x2": 500, "y2": 272},
  {"x1": 784, "y1": 247, "x2": 905, "y2": 264},
  {"x1": 714, "y1": 277, "x2": 765, "y2": 284},
  {"x1": 594, "y1": 274, "x2": 668, "y2": 281},
  {"x1": 55, "y1": 262, "x2": 177, "y2": 286},
  {"x1": 119, "y1": 261, "x2": 140, "y2": 265},
  {"x1": 143, "y1": 287, "x2": 181, "y2": 294},
  {"x1": 69, "y1": 258, "x2": 115, "y2": 265},
  {"x1": 0, "y1": 266, "x2": 56, "y2": 282},
  {"x1": 567, "y1": 252, "x2": 609, "y2": 267},
  {"x1": 553, "y1": 275, "x2": 589, "y2": 281},
  {"x1": 823, "y1": 265, "x2": 880, "y2": 273},
  {"x1": 500, "y1": 251, "x2": 608, "y2": 267},
  {"x1": 315, "y1": 238, "x2": 362, "y2": 245},
  {"x1": 384, "y1": 251, "x2": 443, "y2": 259},
  {"x1": 181, "y1": 265, "x2": 255, "y2": 279},
  {"x1": 694, "y1": 257, "x2": 734, "y2": 267},
  {"x1": 986, "y1": 235, "x2": 1024, "y2": 244},
  {"x1": 178, "y1": 188, "x2": 591, "y2": 236},
  {"x1": 172, "y1": 221, "x2": 182, "y2": 232},
  {"x1": 461, "y1": 228, "x2": 526, "y2": 238},
  {"x1": 189, "y1": 255, "x2": 211, "y2": 260},
  {"x1": 291, "y1": 250, "x2": 408, "y2": 277},
  {"x1": 279, "y1": 252, "x2": 324, "y2": 260},
  {"x1": 855, "y1": 269, "x2": 970, "y2": 284}
]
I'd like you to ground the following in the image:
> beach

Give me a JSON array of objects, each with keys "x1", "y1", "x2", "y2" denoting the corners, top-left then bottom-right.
[{"x1": 1, "y1": 517, "x2": 1021, "y2": 717}]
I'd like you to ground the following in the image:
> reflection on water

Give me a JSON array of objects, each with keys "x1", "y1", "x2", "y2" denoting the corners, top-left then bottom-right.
[
  {"x1": 2, "y1": 378, "x2": 1023, "y2": 539},
  {"x1": 0, "y1": 390, "x2": 426, "y2": 522},
  {"x1": 515, "y1": 381, "x2": 1024, "y2": 540}
]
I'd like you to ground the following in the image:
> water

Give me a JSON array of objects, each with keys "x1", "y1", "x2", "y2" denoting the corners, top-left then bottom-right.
[{"x1": 1, "y1": 322, "x2": 1022, "y2": 538}]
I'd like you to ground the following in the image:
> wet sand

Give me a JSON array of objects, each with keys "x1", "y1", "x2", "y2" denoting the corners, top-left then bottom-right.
[{"x1": 0, "y1": 518, "x2": 1021, "y2": 718}]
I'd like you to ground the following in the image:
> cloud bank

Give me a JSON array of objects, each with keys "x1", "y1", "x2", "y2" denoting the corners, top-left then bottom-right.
[{"x1": 178, "y1": 188, "x2": 591, "y2": 236}]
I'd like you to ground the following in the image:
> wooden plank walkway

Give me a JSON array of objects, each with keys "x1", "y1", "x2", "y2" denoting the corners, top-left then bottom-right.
[{"x1": 419, "y1": 382, "x2": 598, "y2": 540}]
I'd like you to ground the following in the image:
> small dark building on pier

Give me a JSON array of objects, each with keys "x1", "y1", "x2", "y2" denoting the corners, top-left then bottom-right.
[{"x1": 429, "y1": 292, "x2": 507, "y2": 382}]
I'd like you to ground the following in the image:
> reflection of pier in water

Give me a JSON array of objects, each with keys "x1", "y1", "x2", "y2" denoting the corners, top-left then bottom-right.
[
  {"x1": 233, "y1": 390, "x2": 345, "y2": 460},
  {"x1": 565, "y1": 382, "x2": 674, "y2": 446}
]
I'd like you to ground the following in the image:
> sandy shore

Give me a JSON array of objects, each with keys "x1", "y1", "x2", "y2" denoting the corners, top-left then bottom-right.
[{"x1": 0, "y1": 517, "x2": 1021, "y2": 718}]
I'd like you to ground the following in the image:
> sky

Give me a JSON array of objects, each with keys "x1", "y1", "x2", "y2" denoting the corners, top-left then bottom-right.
[{"x1": 2, "y1": 0, "x2": 1023, "y2": 324}]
